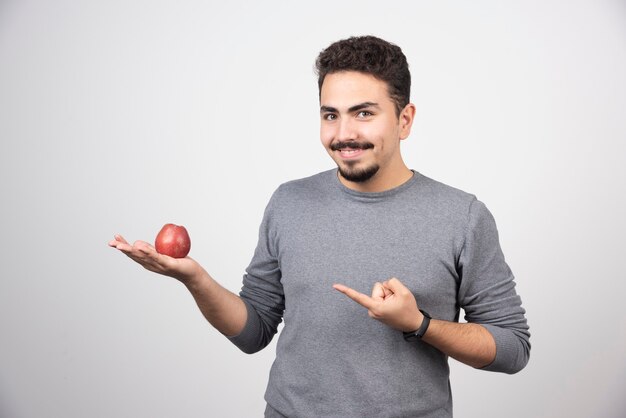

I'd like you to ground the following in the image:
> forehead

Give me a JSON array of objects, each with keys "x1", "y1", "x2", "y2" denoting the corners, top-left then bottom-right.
[{"x1": 320, "y1": 71, "x2": 392, "y2": 107}]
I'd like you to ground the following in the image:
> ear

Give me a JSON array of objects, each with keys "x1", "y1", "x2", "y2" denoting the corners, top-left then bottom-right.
[{"x1": 398, "y1": 103, "x2": 416, "y2": 140}]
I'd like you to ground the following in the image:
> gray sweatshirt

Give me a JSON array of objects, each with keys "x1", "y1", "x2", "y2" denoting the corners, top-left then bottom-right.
[{"x1": 229, "y1": 169, "x2": 530, "y2": 418}]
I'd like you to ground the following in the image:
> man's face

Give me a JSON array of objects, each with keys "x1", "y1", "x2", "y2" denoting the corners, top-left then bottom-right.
[{"x1": 320, "y1": 71, "x2": 411, "y2": 184}]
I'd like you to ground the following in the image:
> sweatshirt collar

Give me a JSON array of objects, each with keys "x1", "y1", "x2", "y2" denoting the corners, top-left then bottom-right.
[{"x1": 332, "y1": 169, "x2": 420, "y2": 201}]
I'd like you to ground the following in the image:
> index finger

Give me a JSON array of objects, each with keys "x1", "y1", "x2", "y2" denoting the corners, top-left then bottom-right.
[{"x1": 333, "y1": 283, "x2": 376, "y2": 310}]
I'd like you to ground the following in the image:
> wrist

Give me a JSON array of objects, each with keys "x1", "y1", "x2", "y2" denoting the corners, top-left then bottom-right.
[
  {"x1": 408, "y1": 310, "x2": 424, "y2": 332},
  {"x1": 178, "y1": 263, "x2": 206, "y2": 288},
  {"x1": 403, "y1": 309, "x2": 432, "y2": 342}
]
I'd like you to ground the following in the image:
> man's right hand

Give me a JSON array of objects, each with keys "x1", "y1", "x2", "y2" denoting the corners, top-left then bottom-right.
[
  {"x1": 108, "y1": 233, "x2": 248, "y2": 336},
  {"x1": 108, "y1": 234, "x2": 201, "y2": 284}
]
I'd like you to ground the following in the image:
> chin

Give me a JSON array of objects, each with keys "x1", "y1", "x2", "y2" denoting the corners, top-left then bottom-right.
[{"x1": 338, "y1": 163, "x2": 380, "y2": 183}]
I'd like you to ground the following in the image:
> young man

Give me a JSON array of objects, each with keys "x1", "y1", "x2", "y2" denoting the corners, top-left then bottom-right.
[{"x1": 109, "y1": 36, "x2": 530, "y2": 418}]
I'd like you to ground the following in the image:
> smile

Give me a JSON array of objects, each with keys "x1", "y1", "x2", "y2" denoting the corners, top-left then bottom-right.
[
  {"x1": 337, "y1": 148, "x2": 365, "y2": 159},
  {"x1": 330, "y1": 141, "x2": 374, "y2": 160}
]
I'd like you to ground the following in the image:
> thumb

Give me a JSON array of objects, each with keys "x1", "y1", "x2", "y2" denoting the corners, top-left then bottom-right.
[
  {"x1": 383, "y1": 277, "x2": 409, "y2": 294},
  {"x1": 372, "y1": 282, "x2": 386, "y2": 301}
]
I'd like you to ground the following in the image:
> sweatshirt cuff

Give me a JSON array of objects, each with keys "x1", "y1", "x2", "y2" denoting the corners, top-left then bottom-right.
[
  {"x1": 227, "y1": 300, "x2": 263, "y2": 354},
  {"x1": 479, "y1": 324, "x2": 530, "y2": 374}
]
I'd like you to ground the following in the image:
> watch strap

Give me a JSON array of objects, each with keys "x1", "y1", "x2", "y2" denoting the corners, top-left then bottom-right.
[{"x1": 403, "y1": 309, "x2": 432, "y2": 341}]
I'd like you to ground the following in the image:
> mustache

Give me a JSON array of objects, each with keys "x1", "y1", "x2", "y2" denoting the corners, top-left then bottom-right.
[{"x1": 330, "y1": 141, "x2": 374, "y2": 151}]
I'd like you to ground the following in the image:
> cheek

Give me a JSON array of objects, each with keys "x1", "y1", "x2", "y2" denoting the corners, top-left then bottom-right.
[
  {"x1": 369, "y1": 120, "x2": 399, "y2": 146},
  {"x1": 320, "y1": 125, "x2": 333, "y2": 148},
  {"x1": 359, "y1": 124, "x2": 384, "y2": 145}
]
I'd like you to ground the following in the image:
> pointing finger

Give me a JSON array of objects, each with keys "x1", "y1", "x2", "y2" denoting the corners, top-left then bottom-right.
[{"x1": 333, "y1": 284, "x2": 376, "y2": 310}]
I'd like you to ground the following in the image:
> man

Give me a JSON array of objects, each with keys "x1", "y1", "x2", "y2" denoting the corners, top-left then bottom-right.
[{"x1": 109, "y1": 36, "x2": 530, "y2": 418}]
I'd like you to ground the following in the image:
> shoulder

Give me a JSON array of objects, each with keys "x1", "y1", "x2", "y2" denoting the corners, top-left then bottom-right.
[
  {"x1": 278, "y1": 169, "x2": 335, "y2": 192},
  {"x1": 269, "y1": 169, "x2": 336, "y2": 203},
  {"x1": 413, "y1": 172, "x2": 478, "y2": 215},
  {"x1": 414, "y1": 173, "x2": 502, "y2": 237},
  {"x1": 259, "y1": 169, "x2": 337, "y2": 230}
]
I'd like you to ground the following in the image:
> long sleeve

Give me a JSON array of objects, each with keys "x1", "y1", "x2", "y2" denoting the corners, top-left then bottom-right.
[
  {"x1": 457, "y1": 198, "x2": 531, "y2": 374},
  {"x1": 228, "y1": 190, "x2": 285, "y2": 354}
]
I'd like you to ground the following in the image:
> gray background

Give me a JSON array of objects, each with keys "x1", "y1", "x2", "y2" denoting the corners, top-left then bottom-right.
[{"x1": 1, "y1": 0, "x2": 625, "y2": 417}]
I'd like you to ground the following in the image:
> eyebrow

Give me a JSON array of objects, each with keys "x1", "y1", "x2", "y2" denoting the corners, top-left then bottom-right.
[{"x1": 320, "y1": 102, "x2": 380, "y2": 114}]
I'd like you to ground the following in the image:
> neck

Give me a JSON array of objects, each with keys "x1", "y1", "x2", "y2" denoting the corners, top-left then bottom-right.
[{"x1": 338, "y1": 163, "x2": 413, "y2": 193}]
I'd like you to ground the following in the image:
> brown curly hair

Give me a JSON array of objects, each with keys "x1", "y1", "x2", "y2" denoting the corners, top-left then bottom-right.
[{"x1": 315, "y1": 35, "x2": 411, "y2": 117}]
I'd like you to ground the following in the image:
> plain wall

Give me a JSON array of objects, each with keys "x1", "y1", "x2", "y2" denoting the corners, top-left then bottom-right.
[{"x1": 1, "y1": 0, "x2": 625, "y2": 417}]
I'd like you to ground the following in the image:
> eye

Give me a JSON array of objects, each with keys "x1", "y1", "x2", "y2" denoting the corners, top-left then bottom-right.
[
  {"x1": 323, "y1": 113, "x2": 337, "y2": 121},
  {"x1": 357, "y1": 110, "x2": 372, "y2": 118}
]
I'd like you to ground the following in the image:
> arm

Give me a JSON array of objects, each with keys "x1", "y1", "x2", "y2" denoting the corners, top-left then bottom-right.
[
  {"x1": 334, "y1": 199, "x2": 530, "y2": 374},
  {"x1": 108, "y1": 187, "x2": 286, "y2": 353},
  {"x1": 333, "y1": 279, "x2": 495, "y2": 369},
  {"x1": 227, "y1": 191, "x2": 285, "y2": 354},
  {"x1": 456, "y1": 199, "x2": 530, "y2": 373},
  {"x1": 420, "y1": 319, "x2": 495, "y2": 369},
  {"x1": 108, "y1": 235, "x2": 247, "y2": 336}
]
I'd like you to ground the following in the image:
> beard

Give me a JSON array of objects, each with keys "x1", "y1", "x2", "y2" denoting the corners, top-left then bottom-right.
[
  {"x1": 338, "y1": 162, "x2": 380, "y2": 183},
  {"x1": 331, "y1": 140, "x2": 378, "y2": 183}
]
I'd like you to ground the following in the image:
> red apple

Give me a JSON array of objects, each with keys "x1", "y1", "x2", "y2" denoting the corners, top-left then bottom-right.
[{"x1": 155, "y1": 223, "x2": 191, "y2": 258}]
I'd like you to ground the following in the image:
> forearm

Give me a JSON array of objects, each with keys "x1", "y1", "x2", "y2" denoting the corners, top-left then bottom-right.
[
  {"x1": 333, "y1": 279, "x2": 497, "y2": 369},
  {"x1": 182, "y1": 267, "x2": 248, "y2": 337},
  {"x1": 421, "y1": 319, "x2": 496, "y2": 369}
]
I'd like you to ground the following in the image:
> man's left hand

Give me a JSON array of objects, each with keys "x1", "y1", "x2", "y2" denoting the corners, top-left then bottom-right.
[{"x1": 333, "y1": 278, "x2": 424, "y2": 333}]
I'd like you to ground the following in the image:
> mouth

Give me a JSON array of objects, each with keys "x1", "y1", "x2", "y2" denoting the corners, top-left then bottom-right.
[
  {"x1": 337, "y1": 148, "x2": 365, "y2": 159},
  {"x1": 330, "y1": 141, "x2": 373, "y2": 160}
]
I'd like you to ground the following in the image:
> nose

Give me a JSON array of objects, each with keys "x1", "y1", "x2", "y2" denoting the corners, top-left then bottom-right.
[{"x1": 336, "y1": 118, "x2": 356, "y2": 142}]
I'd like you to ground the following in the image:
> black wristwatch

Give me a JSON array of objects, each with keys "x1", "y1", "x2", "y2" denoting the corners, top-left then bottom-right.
[{"x1": 403, "y1": 309, "x2": 432, "y2": 342}]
